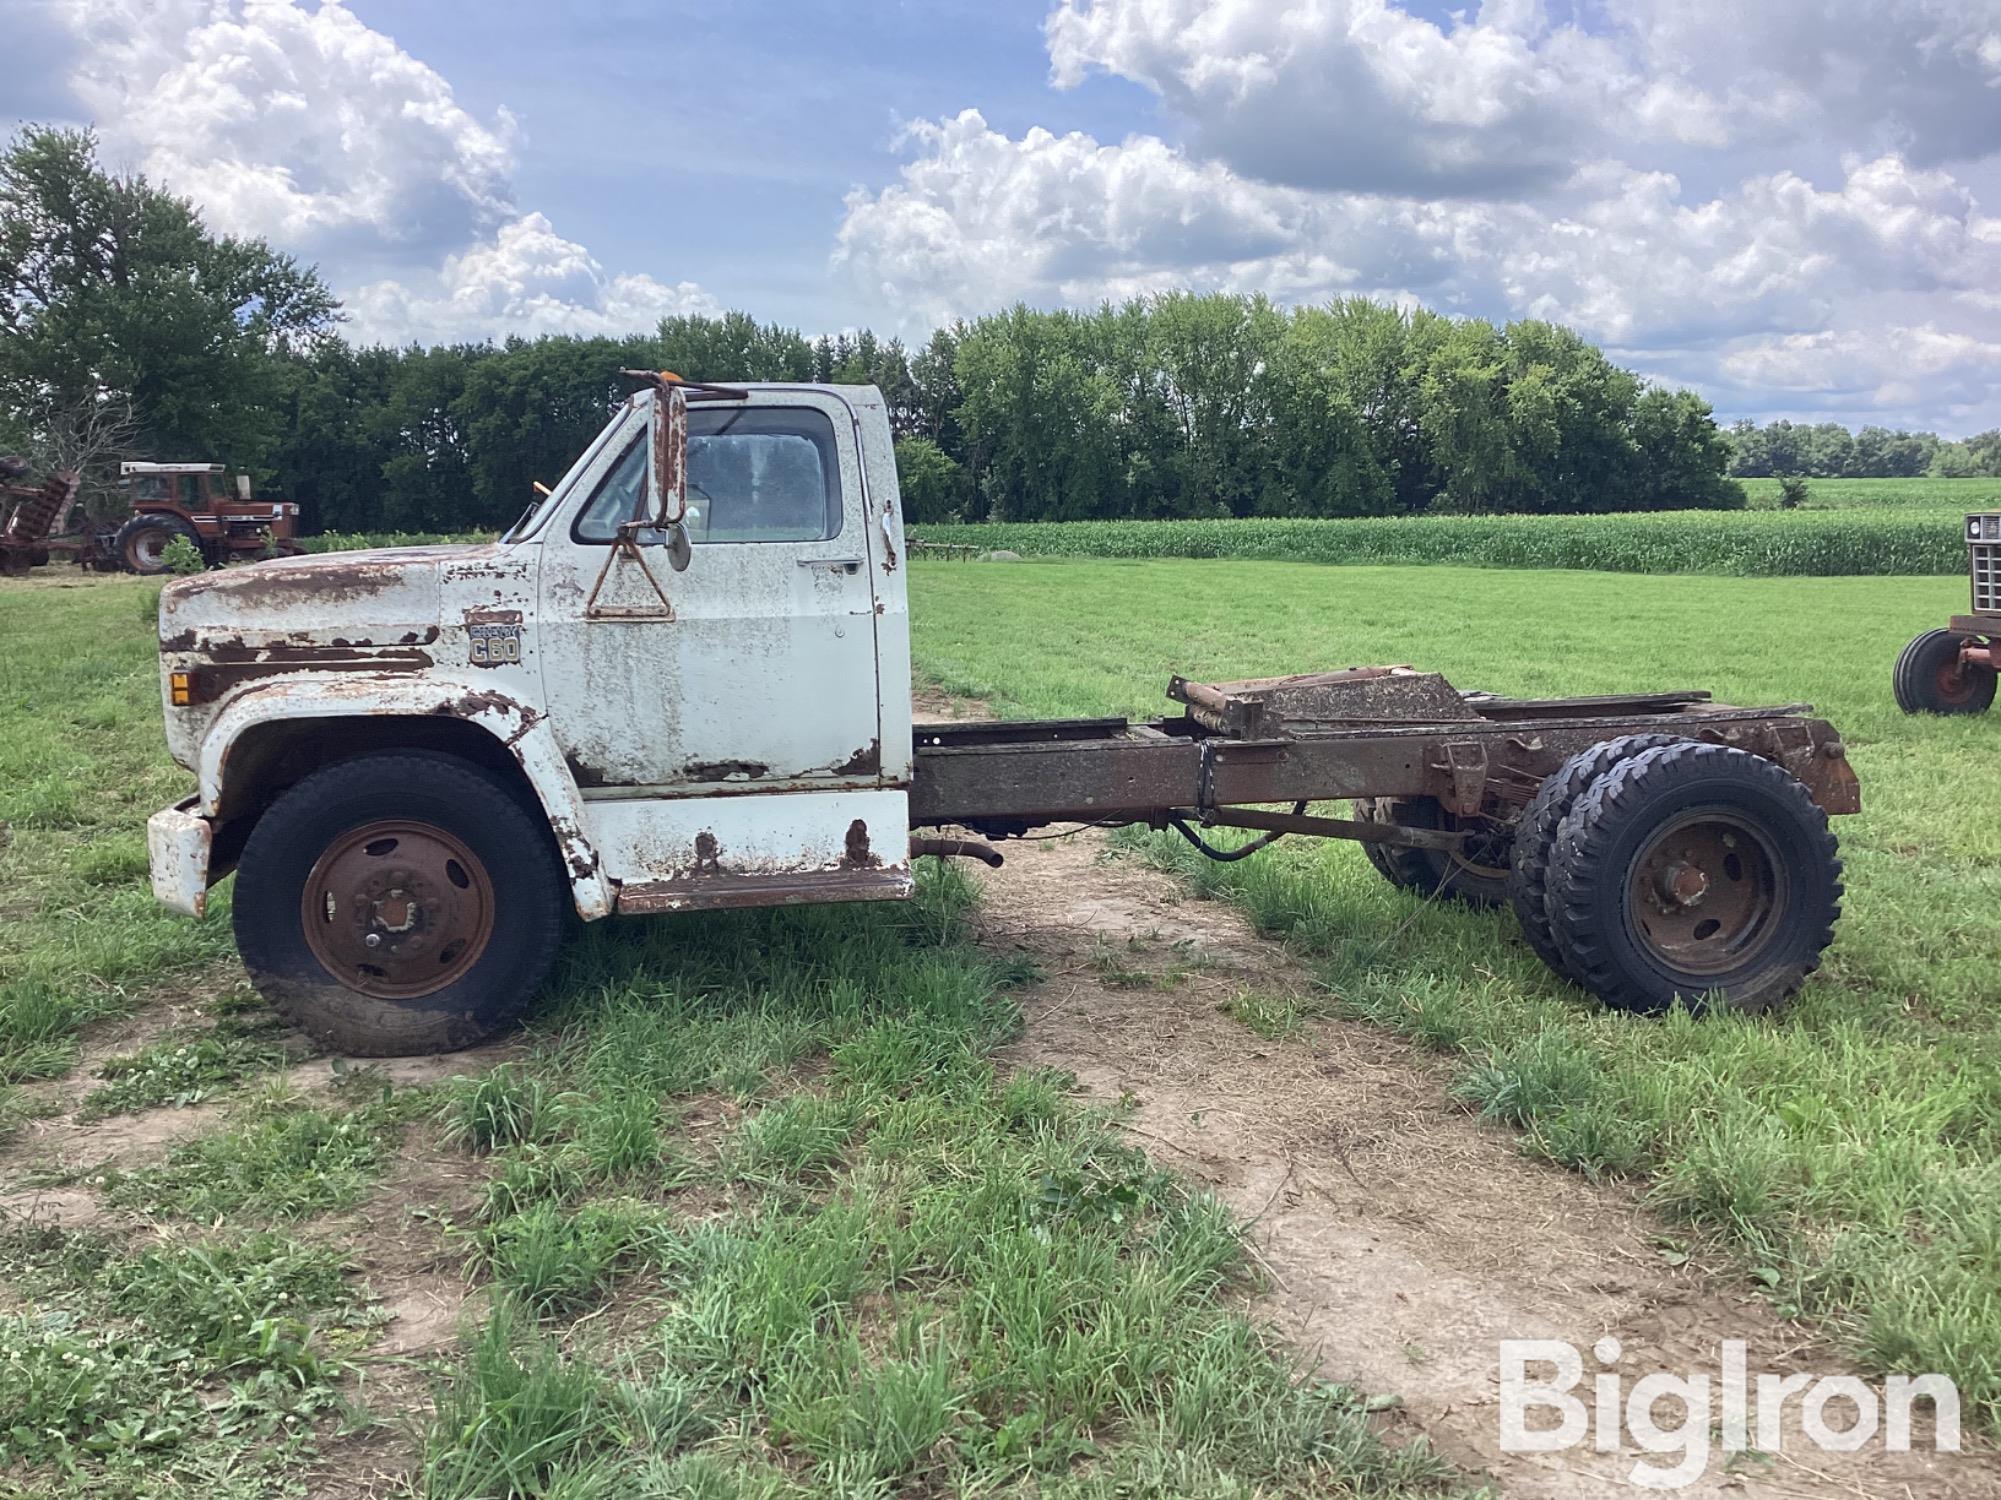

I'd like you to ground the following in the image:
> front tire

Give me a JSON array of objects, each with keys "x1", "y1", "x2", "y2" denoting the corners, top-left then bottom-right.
[
  {"x1": 1893, "y1": 628, "x2": 1994, "y2": 715},
  {"x1": 233, "y1": 753, "x2": 568, "y2": 1055},
  {"x1": 1546, "y1": 742, "x2": 1841, "y2": 1016}
]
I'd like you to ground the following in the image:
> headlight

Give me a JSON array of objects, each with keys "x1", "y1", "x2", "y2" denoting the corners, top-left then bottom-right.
[{"x1": 1971, "y1": 517, "x2": 1982, "y2": 539}]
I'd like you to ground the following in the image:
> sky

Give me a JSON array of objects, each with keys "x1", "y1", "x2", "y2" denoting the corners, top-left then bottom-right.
[{"x1": 6, "y1": 0, "x2": 2001, "y2": 434}]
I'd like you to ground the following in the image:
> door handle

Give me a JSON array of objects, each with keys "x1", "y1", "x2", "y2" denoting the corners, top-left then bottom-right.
[{"x1": 799, "y1": 557, "x2": 864, "y2": 574}]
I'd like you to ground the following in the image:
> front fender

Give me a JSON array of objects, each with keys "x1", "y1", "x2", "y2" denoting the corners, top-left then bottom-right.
[{"x1": 197, "y1": 676, "x2": 615, "y2": 920}]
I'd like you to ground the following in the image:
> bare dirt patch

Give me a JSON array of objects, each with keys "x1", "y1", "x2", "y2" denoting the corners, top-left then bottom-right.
[
  {"x1": 0, "y1": 996, "x2": 517, "y2": 1496},
  {"x1": 303, "y1": 1132, "x2": 491, "y2": 1499},
  {"x1": 977, "y1": 830, "x2": 1995, "y2": 1499}
]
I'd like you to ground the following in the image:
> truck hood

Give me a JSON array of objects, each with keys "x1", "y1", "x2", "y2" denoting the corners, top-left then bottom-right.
[{"x1": 159, "y1": 544, "x2": 500, "y2": 652}]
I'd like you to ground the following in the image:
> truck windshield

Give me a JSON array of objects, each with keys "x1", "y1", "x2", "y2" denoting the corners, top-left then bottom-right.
[{"x1": 572, "y1": 407, "x2": 842, "y2": 544}]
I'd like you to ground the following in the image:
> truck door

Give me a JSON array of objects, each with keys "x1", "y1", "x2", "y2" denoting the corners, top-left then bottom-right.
[{"x1": 535, "y1": 390, "x2": 884, "y2": 794}]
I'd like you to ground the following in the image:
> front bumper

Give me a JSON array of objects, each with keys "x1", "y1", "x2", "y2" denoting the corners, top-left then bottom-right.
[{"x1": 148, "y1": 797, "x2": 214, "y2": 917}]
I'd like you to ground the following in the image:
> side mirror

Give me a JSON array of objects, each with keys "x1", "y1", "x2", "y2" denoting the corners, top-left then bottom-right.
[{"x1": 646, "y1": 385, "x2": 692, "y2": 572}]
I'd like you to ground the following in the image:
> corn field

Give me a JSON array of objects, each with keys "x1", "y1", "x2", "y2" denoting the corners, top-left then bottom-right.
[{"x1": 913, "y1": 509, "x2": 1971, "y2": 577}]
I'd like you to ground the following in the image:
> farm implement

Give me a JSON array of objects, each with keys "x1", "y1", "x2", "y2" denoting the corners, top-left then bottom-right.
[
  {"x1": 0, "y1": 455, "x2": 86, "y2": 574},
  {"x1": 145, "y1": 374, "x2": 1859, "y2": 1055}
]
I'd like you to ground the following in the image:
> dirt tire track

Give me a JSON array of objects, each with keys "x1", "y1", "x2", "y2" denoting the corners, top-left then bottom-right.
[{"x1": 977, "y1": 830, "x2": 1994, "y2": 1499}]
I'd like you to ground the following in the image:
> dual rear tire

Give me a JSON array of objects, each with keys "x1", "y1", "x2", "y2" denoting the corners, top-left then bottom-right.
[
  {"x1": 1361, "y1": 739, "x2": 1843, "y2": 1016},
  {"x1": 1514, "y1": 740, "x2": 1842, "y2": 1015}
]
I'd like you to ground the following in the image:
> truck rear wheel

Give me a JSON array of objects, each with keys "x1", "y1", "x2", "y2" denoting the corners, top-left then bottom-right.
[
  {"x1": 233, "y1": 753, "x2": 568, "y2": 1056},
  {"x1": 1507, "y1": 734, "x2": 1684, "y2": 981},
  {"x1": 115, "y1": 514, "x2": 200, "y2": 575},
  {"x1": 1352, "y1": 796, "x2": 1510, "y2": 908},
  {"x1": 1546, "y1": 742, "x2": 1841, "y2": 1016},
  {"x1": 1893, "y1": 628, "x2": 1994, "y2": 715}
]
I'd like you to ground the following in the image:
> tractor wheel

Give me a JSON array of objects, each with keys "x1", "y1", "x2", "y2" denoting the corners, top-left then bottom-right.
[
  {"x1": 1352, "y1": 796, "x2": 1511, "y2": 908},
  {"x1": 114, "y1": 514, "x2": 200, "y2": 575},
  {"x1": 1507, "y1": 734, "x2": 1685, "y2": 981},
  {"x1": 233, "y1": 753, "x2": 568, "y2": 1056},
  {"x1": 1546, "y1": 742, "x2": 1841, "y2": 1017},
  {"x1": 1893, "y1": 628, "x2": 1995, "y2": 715}
]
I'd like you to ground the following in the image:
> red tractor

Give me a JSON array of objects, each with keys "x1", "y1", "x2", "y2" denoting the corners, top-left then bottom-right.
[
  {"x1": 111, "y1": 462, "x2": 305, "y2": 574},
  {"x1": 1894, "y1": 510, "x2": 2000, "y2": 714}
]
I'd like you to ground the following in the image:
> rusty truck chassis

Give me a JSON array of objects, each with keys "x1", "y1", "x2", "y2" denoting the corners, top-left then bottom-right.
[{"x1": 908, "y1": 670, "x2": 1858, "y2": 853}]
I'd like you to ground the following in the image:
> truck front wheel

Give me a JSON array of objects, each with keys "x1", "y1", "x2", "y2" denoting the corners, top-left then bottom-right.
[{"x1": 233, "y1": 753, "x2": 568, "y2": 1056}]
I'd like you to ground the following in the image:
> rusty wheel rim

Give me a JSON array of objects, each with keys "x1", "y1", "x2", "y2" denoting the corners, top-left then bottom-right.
[
  {"x1": 1933, "y1": 655, "x2": 1978, "y2": 706},
  {"x1": 1626, "y1": 809, "x2": 1785, "y2": 979},
  {"x1": 300, "y1": 820, "x2": 494, "y2": 999}
]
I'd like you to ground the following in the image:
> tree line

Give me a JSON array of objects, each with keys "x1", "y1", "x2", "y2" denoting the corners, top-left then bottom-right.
[
  {"x1": 1725, "y1": 419, "x2": 2001, "y2": 480},
  {"x1": 7, "y1": 124, "x2": 1758, "y2": 534}
]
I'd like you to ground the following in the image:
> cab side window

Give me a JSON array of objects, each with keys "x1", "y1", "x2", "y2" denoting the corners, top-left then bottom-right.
[{"x1": 573, "y1": 407, "x2": 842, "y2": 544}]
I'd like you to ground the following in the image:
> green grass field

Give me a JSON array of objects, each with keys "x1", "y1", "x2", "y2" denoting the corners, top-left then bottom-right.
[
  {"x1": 5, "y1": 555, "x2": 1998, "y2": 1493},
  {"x1": 0, "y1": 573, "x2": 1465, "y2": 1498},
  {"x1": 1740, "y1": 476, "x2": 2001, "y2": 510},
  {"x1": 910, "y1": 557, "x2": 2001, "y2": 1433}
]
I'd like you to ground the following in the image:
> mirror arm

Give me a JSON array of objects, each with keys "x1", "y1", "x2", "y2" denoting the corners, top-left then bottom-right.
[
  {"x1": 617, "y1": 368, "x2": 751, "y2": 401},
  {"x1": 651, "y1": 387, "x2": 688, "y2": 527}
]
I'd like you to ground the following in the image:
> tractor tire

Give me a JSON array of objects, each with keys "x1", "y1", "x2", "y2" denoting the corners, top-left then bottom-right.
[
  {"x1": 1351, "y1": 796, "x2": 1511, "y2": 908},
  {"x1": 1507, "y1": 734, "x2": 1686, "y2": 981},
  {"x1": 114, "y1": 513, "x2": 200, "y2": 575},
  {"x1": 1546, "y1": 742, "x2": 1842, "y2": 1017},
  {"x1": 1893, "y1": 628, "x2": 1995, "y2": 715},
  {"x1": 233, "y1": 753, "x2": 568, "y2": 1056}
]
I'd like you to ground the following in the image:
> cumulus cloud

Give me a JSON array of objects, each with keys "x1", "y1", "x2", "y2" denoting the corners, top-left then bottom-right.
[
  {"x1": 835, "y1": 111, "x2": 1471, "y2": 326},
  {"x1": 1044, "y1": 0, "x2": 2001, "y2": 196},
  {"x1": 47, "y1": 0, "x2": 712, "y2": 345},
  {"x1": 1718, "y1": 327, "x2": 2001, "y2": 416},
  {"x1": 1491, "y1": 155, "x2": 2001, "y2": 346},
  {"x1": 62, "y1": 0, "x2": 515, "y2": 254},
  {"x1": 1045, "y1": 0, "x2": 1635, "y2": 195},
  {"x1": 348, "y1": 212, "x2": 720, "y2": 346},
  {"x1": 834, "y1": 0, "x2": 2001, "y2": 428},
  {"x1": 839, "y1": 113, "x2": 2001, "y2": 346}
]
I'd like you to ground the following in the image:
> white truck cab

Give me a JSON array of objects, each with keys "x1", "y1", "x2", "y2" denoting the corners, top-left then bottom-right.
[{"x1": 149, "y1": 380, "x2": 914, "y2": 1054}]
